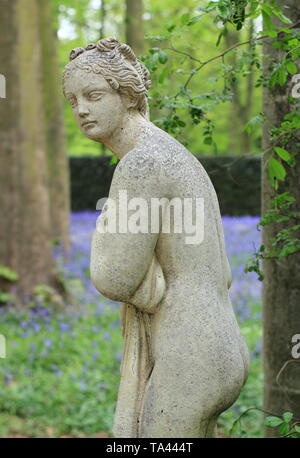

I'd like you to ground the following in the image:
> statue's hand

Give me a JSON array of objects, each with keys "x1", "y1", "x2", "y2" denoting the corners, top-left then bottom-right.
[{"x1": 129, "y1": 253, "x2": 166, "y2": 314}]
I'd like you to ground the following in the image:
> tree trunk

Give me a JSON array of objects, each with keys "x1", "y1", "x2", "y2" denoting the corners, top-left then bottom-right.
[
  {"x1": 125, "y1": 0, "x2": 144, "y2": 56},
  {"x1": 100, "y1": 0, "x2": 106, "y2": 39},
  {"x1": 38, "y1": 0, "x2": 70, "y2": 250},
  {"x1": 262, "y1": 0, "x2": 300, "y2": 436},
  {"x1": 0, "y1": 0, "x2": 58, "y2": 301},
  {"x1": 224, "y1": 23, "x2": 254, "y2": 154}
]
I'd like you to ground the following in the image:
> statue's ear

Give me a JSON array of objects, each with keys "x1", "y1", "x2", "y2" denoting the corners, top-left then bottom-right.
[{"x1": 120, "y1": 92, "x2": 136, "y2": 112}]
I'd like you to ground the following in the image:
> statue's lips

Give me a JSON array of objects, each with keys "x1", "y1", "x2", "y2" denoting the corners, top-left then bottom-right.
[{"x1": 82, "y1": 120, "x2": 97, "y2": 128}]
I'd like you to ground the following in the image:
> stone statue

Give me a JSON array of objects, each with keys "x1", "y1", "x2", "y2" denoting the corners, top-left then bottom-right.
[{"x1": 63, "y1": 37, "x2": 249, "y2": 438}]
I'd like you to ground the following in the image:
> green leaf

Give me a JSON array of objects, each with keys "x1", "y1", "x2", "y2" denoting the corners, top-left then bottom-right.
[
  {"x1": 188, "y1": 15, "x2": 202, "y2": 26},
  {"x1": 278, "y1": 422, "x2": 290, "y2": 436},
  {"x1": 262, "y1": 11, "x2": 273, "y2": 31},
  {"x1": 0, "y1": 265, "x2": 19, "y2": 281},
  {"x1": 166, "y1": 22, "x2": 176, "y2": 32},
  {"x1": 149, "y1": 47, "x2": 159, "y2": 55},
  {"x1": 268, "y1": 157, "x2": 286, "y2": 185},
  {"x1": 278, "y1": 66, "x2": 287, "y2": 86},
  {"x1": 274, "y1": 147, "x2": 291, "y2": 162},
  {"x1": 180, "y1": 13, "x2": 190, "y2": 25},
  {"x1": 263, "y1": 4, "x2": 292, "y2": 24},
  {"x1": 109, "y1": 155, "x2": 118, "y2": 165},
  {"x1": 229, "y1": 420, "x2": 239, "y2": 436},
  {"x1": 263, "y1": 29, "x2": 277, "y2": 38},
  {"x1": 286, "y1": 61, "x2": 297, "y2": 75},
  {"x1": 277, "y1": 13, "x2": 292, "y2": 25},
  {"x1": 0, "y1": 292, "x2": 14, "y2": 303},
  {"x1": 261, "y1": 4, "x2": 274, "y2": 17},
  {"x1": 276, "y1": 26, "x2": 293, "y2": 34},
  {"x1": 283, "y1": 412, "x2": 293, "y2": 423},
  {"x1": 265, "y1": 416, "x2": 284, "y2": 427},
  {"x1": 144, "y1": 34, "x2": 167, "y2": 42},
  {"x1": 158, "y1": 67, "x2": 168, "y2": 84},
  {"x1": 295, "y1": 425, "x2": 300, "y2": 433},
  {"x1": 245, "y1": 115, "x2": 264, "y2": 133},
  {"x1": 216, "y1": 29, "x2": 225, "y2": 47},
  {"x1": 270, "y1": 70, "x2": 279, "y2": 87},
  {"x1": 288, "y1": 38, "x2": 299, "y2": 48},
  {"x1": 203, "y1": 136, "x2": 212, "y2": 145},
  {"x1": 158, "y1": 51, "x2": 168, "y2": 64}
]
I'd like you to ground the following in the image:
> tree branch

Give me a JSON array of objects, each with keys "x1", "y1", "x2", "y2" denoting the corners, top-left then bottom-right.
[{"x1": 164, "y1": 19, "x2": 300, "y2": 92}]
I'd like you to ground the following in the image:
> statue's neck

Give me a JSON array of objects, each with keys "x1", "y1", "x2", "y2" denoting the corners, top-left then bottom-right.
[{"x1": 101, "y1": 113, "x2": 152, "y2": 159}]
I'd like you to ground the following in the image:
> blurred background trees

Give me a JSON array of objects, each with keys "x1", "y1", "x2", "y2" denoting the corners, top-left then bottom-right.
[
  {"x1": 56, "y1": 0, "x2": 262, "y2": 157},
  {"x1": 38, "y1": 0, "x2": 70, "y2": 251},
  {"x1": 0, "y1": 0, "x2": 67, "y2": 300},
  {"x1": 261, "y1": 0, "x2": 300, "y2": 435}
]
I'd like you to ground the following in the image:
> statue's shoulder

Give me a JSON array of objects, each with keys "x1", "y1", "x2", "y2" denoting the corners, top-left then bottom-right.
[
  {"x1": 115, "y1": 142, "x2": 164, "y2": 182},
  {"x1": 114, "y1": 125, "x2": 197, "y2": 186}
]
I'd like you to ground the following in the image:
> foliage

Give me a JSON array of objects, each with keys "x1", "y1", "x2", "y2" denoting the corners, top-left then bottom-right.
[
  {"x1": 140, "y1": 0, "x2": 262, "y2": 154},
  {"x1": 0, "y1": 266, "x2": 19, "y2": 282},
  {"x1": 139, "y1": 1, "x2": 300, "y2": 282},
  {"x1": 56, "y1": 0, "x2": 262, "y2": 156},
  {"x1": 265, "y1": 412, "x2": 300, "y2": 437},
  {"x1": 0, "y1": 266, "x2": 19, "y2": 305},
  {"x1": 0, "y1": 303, "x2": 121, "y2": 436}
]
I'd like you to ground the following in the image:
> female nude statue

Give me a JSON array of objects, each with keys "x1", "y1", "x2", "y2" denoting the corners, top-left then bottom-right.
[{"x1": 63, "y1": 37, "x2": 249, "y2": 438}]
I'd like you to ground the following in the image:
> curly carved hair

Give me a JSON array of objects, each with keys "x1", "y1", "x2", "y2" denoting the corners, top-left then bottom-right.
[{"x1": 63, "y1": 38, "x2": 151, "y2": 118}]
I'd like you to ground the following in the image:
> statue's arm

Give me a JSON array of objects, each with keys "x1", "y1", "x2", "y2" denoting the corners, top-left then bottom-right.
[{"x1": 90, "y1": 155, "x2": 166, "y2": 311}]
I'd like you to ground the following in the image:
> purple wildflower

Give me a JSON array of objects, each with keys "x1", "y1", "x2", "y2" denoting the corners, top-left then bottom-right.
[
  {"x1": 59, "y1": 322, "x2": 71, "y2": 332},
  {"x1": 44, "y1": 339, "x2": 52, "y2": 348}
]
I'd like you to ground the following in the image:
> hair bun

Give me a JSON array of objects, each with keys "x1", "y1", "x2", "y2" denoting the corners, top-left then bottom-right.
[
  {"x1": 85, "y1": 43, "x2": 97, "y2": 51},
  {"x1": 96, "y1": 37, "x2": 120, "y2": 53},
  {"x1": 118, "y1": 44, "x2": 136, "y2": 62},
  {"x1": 69, "y1": 47, "x2": 85, "y2": 61}
]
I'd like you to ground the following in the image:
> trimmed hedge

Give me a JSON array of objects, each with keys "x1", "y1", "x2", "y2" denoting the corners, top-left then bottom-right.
[{"x1": 69, "y1": 155, "x2": 261, "y2": 216}]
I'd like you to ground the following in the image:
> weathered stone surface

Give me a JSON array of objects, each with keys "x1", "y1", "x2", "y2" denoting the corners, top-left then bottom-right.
[{"x1": 63, "y1": 37, "x2": 249, "y2": 438}]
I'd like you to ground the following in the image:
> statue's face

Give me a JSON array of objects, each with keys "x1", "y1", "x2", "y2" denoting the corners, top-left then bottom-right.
[{"x1": 64, "y1": 68, "x2": 128, "y2": 142}]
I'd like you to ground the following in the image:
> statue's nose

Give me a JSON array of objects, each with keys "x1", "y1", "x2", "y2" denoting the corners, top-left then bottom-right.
[{"x1": 78, "y1": 104, "x2": 90, "y2": 117}]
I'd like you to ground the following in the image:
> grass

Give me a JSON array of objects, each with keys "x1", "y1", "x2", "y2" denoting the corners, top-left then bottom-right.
[{"x1": 0, "y1": 303, "x2": 122, "y2": 437}]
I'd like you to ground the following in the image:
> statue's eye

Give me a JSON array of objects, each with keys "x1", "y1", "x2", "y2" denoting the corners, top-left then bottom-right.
[{"x1": 88, "y1": 91, "x2": 103, "y2": 101}]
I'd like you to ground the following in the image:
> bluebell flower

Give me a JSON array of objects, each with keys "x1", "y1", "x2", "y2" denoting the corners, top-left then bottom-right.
[
  {"x1": 115, "y1": 352, "x2": 122, "y2": 361},
  {"x1": 32, "y1": 322, "x2": 41, "y2": 333},
  {"x1": 59, "y1": 322, "x2": 71, "y2": 332},
  {"x1": 44, "y1": 339, "x2": 52, "y2": 348}
]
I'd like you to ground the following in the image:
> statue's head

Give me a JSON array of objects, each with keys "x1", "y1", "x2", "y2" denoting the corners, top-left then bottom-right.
[{"x1": 63, "y1": 37, "x2": 151, "y2": 142}]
